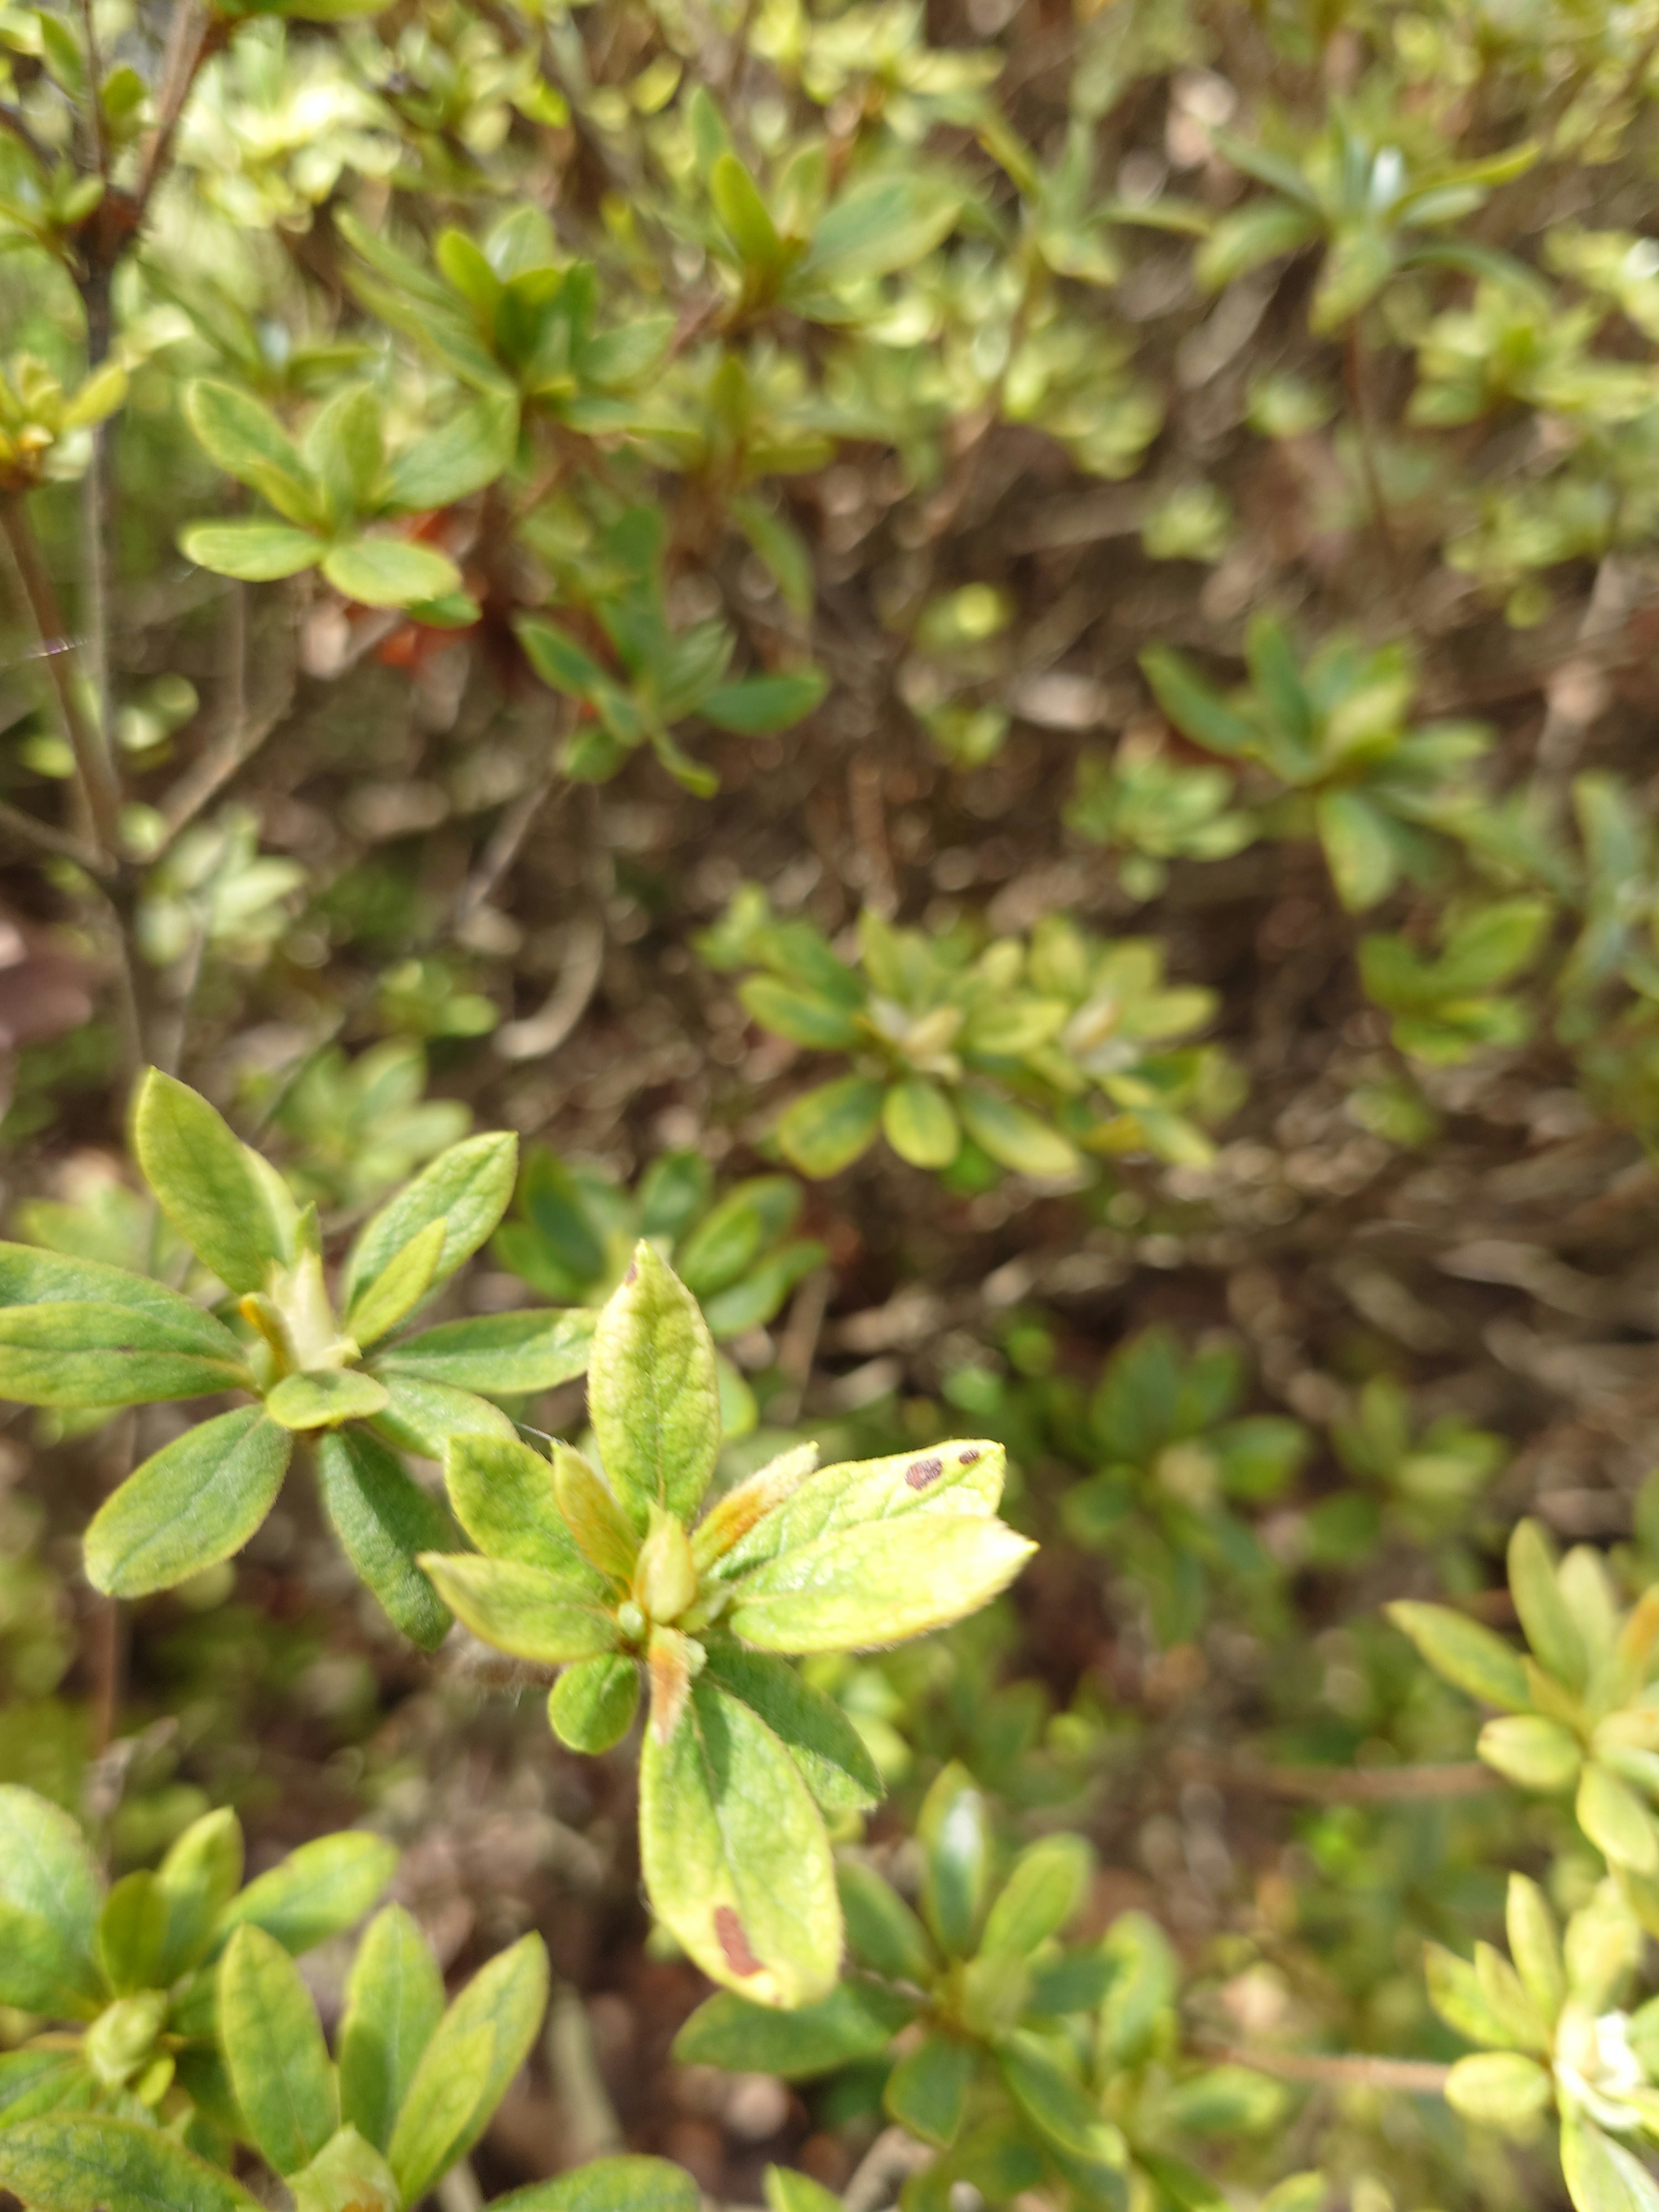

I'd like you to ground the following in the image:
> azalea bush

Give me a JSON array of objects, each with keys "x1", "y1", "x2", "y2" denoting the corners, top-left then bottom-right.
[{"x1": 10, "y1": 0, "x2": 1659, "y2": 2208}]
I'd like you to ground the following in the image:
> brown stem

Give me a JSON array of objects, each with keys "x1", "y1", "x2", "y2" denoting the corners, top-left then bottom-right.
[
  {"x1": 0, "y1": 102, "x2": 51, "y2": 169},
  {"x1": 1205, "y1": 2044, "x2": 1452, "y2": 2094},
  {"x1": 0, "y1": 796, "x2": 109, "y2": 875},
  {"x1": 1176, "y1": 1754, "x2": 1499, "y2": 1802},
  {"x1": 1343, "y1": 321, "x2": 1396, "y2": 559},
  {"x1": 0, "y1": 495, "x2": 123, "y2": 860},
  {"x1": 134, "y1": 0, "x2": 217, "y2": 222},
  {"x1": 79, "y1": 0, "x2": 110, "y2": 177}
]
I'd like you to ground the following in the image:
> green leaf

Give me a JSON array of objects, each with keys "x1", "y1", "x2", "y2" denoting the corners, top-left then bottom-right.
[
  {"x1": 0, "y1": 2050, "x2": 95, "y2": 2126},
  {"x1": 1140, "y1": 645, "x2": 1255, "y2": 755},
  {"x1": 1423, "y1": 1943, "x2": 1513, "y2": 2049},
  {"x1": 345, "y1": 1220, "x2": 448, "y2": 1348},
  {"x1": 996, "y1": 2031, "x2": 1124, "y2": 2164},
  {"x1": 886, "y1": 2029, "x2": 974, "y2": 2148},
  {"x1": 220, "y1": 1923, "x2": 339, "y2": 2176},
  {"x1": 798, "y1": 174, "x2": 960, "y2": 284},
  {"x1": 883, "y1": 1079, "x2": 961, "y2": 1170},
  {"x1": 1386, "y1": 1601, "x2": 1531, "y2": 1712},
  {"x1": 156, "y1": 1809, "x2": 243, "y2": 1984},
  {"x1": 980, "y1": 1835, "x2": 1094, "y2": 1958},
  {"x1": 339, "y1": 1904, "x2": 445, "y2": 2155},
  {"x1": 376, "y1": 1307, "x2": 595, "y2": 1395},
  {"x1": 0, "y1": 1299, "x2": 251, "y2": 1407},
  {"x1": 587, "y1": 1243, "x2": 720, "y2": 1532},
  {"x1": 387, "y1": 1933, "x2": 549, "y2": 2206},
  {"x1": 267, "y1": 1369, "x2": 391, "y2": 1431},
  {"x1": 84, "y1": 1408, "x2": 292, "y2": 1597},
  {"x1": 1561, "y1": 2116, "x2": 1659, "y2": 2212},
  {"x1": 711, "y1": 152, "x2": 785, "y2": 269},
  {"x1": 699, "y1": 1642, "x2": 884, "y2": 1814},
  {"x1": 838, "y1": 1857, "x2": 937, "y2": 1984},
  {"x1": 1314, "y1": 790, "x2": 1400, "y2": 910},
  {"x1": 135, "y1": 1070, "x2": 295, "y2": 1294},
  {"x1": 0, "y1": 1787, "x2": 102, "y2": 2016},
  {"x1": 1195, "y1": 200, "x2": 1321, "y2": 289},
  {"x1": 185, "y1": 381, "x2": 320, "y2": 525},
  {"x1": 740, "y1": 976, "x2": 862, "y2": 1050},
  {"x1": 515, "y1": 616, "x2": 610, "y2": 699},
  {"x1": 712, "y1": 1439, "x2": 1006, "y2": 1580},
  {"x1": 777, "y1": 1077, "x2": 884, "y2": 1177},
  {"x1": 0, "y1": 1246, "x2": 236, "y2": 1339},
  {"x1": 321, "y1": 537, "x2": 463, "y2": 609},
  {"x1": 1579, "y1": 1761, "x2": 1659, "y2": 1874},
  {"x1": 955, "y1": 1089, "x2": 1079, "y2": 1179},
  {"x1": 490, "y1": 2157, "x2": 701, "y2": 2212},
  {"x1": 0, "y1": 2117, "x2": 262, "y2": 2212},
  {"x1": 443, "y1": 1435, "x2": 606, "y2": 1587},
  {"x1": 765, "y1": 2172, "x2": 844, "y2": 2212},
  {"x1": 345, "y1": 1135, "x2": 518, "y2": 1308},
  {"x1": 179, "y1": 521, "x2": 323, "y2": 580},
  {"x1": 548, "y1": 1654, "x2": 641, "y2": 1751},
  {"x1": 552, "y1": 1443, "x2": 639, "y2": 1580},
  {"x1": 673, "y1": 1975, "x2": 913, "y2": 2079},
  {"x1": 1509, "y1": 1519, "x2": 1588, "y2": 1691},
  {"x1": 369, "y1": 1376, "x2": 518, "y2": 1462},
  {"x1": 917, "y1": 1764, "x2": 990, "y2": 1959},
  {"x1": 727, "y1": 1513, "x2": 1035, "y2": 1653},
  {"x1": 1445, "y1": 2050, "x2": 1551, "y2": 2137},
  {"x1": 289, "y1": 2126, "x2": 400, "y2": 2212},
  {"x1": 1478, "y1": 1716, "x2": 1581, "y2": 1793},
  {"x1": 315, "y1": 1428, "x2": 454, "y2": 1649},
  {"x1": 96, "y1": 1871, "x2": 167, "y2": 1994},
  {"x1": 1507, "y1": 1875, "x2": 1564, "y2": 2024},
  {"x1": 639, "y1": 1677, "x2": 839, "y2": 2007},
  {"x1": 385, "y1": 396, "x2": 516, "y2": 512},
  {"x1": 218, "y1": 1831, "x2": 398, "y2": 1955},
  {"x1": 700, "y1": 669, "x2": 827, "y2": 734},
  {"x1": 418, "y1": 1554, "x2": 621, "y2": 1662}
]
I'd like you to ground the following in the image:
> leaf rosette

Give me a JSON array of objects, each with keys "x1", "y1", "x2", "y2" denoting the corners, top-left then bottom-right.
[{"x1": 420, "y1": 1240, "x2": 1034, "y2": 2008}]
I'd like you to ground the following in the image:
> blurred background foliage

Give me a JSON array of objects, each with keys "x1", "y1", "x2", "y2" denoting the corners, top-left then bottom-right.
[{"x1": 11, "y1": 0, "x2": 1659, "y2": 2201}]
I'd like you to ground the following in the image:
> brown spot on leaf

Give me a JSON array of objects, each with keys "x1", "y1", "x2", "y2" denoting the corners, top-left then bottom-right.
[
  {"x1": 625, "y1": 1260, "x2": 639, "y2": 1284},
  {"x1": 959, "y1": 1447, "x2": 980, "y2": 1465},
  {"x1": 906, "y1": 1456, "x2": 944, "y2": 1490},
  {"x1": 715, "y1": 1904, "x2": 763, "y2": 1977}
]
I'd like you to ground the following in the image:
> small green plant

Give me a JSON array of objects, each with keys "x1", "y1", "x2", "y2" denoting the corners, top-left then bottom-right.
[
  {"x1": 1307, "y1": 1374, "x2": 1506, "y2": 1567},
  {"x1": 1065, "y1": 734, "x2": 1257, "y2": 901},
  {"x1": 1360, "y1": 899, "x2": 1553, "y2": 1064},
  {"x1": 704, "y1": 890, "x2": 1234, "y2": 1179},
  {"x1": 1142, "y1": 619, "x2": 1493, "y2": 911},
  {"x1": 1429, "y1": 1873, "x2": 1659, "y2": 2212},
  {"x1": 0, "y1": 1071, "x2": 591, "y2": 1643},
  {"x1": 1393, "y1": 1522, "x2": 1659, "y2": 1916},
  {"x1": 0, "y1": 1785, "x2": 395, "y2": 2147},
  {"x1": 1058, "y1": 1327, "x2": 1309, "y2": 1646},
  {"x1": 420, "y1": 1244, "x2": 1032, "y2": 2005}
]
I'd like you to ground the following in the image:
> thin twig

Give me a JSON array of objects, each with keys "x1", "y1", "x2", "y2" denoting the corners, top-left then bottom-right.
[
  {"x1": 134, "y1": 0, "x2": 215, "y2": 221},
  {"x1": 1203, "y1": 2044, "x2": 1452, "y2": 2095},
  {"x1": 0, "y1": 797, "x2": 110, "y2": 876},
  {"x1": 494, "y1": 912, "x2": 605, "y2": 1062},
  {"x1": 435, "y1": 2163, "x2": 484, "y2": 2212},
  {"x1": 842, "y1": 2125, "x2": 933, "y2": 2212},
  {"x1": 769, "y1": 1266, "x2": 832, "y2": 1427},
  {"x1": 78, "y1": 0, "x2": 110, "y2": 177},
  {"x1": 0, "y1": 495, "x2": 122, "y2": 860},
  {"x1": 454, "y1": 748, "x2": 565, "y2": 932},
  {"x1": 546, "y1": 1983, "x2": 624, "y2": 2163},
  {"x1": 1176, "y1": 1754, "x2": 1499, "y2": 1803}
]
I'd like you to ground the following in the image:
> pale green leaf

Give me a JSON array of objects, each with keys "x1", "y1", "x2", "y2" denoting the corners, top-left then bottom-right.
[
  {"x1": 134, "y1": 1069, "x2": 296, "y2": 1294},
  {"x1": 727, "y1": 1513, "x2": 1035, "y2": 1653},
  {"x1": 220, "y1": 1923, "x2": 339, "y2": 2176},
  {"x1": 387, "y1": 1933, "x2": 550, "y2": 2206},
  {"x1": 587, "y1": 1243, "x2": 719, "y2": 1532},
  {"x1": 315, "y1": 1428, "x2": 454, "y2": 1649},
  {"x1": 84, "y1": 1408, "x2": 292, "y2": 1597},
  {"x1": 339, "y1": 1904, "x2": 445, "y2": 2155},
  {"x1": 418, "y1": 1553, "x2": 621, "y2": 1663},
  {"x1": 639, "y1": 1678, "x2": 839, "y2": 2007}
]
